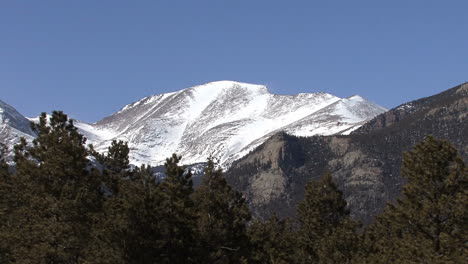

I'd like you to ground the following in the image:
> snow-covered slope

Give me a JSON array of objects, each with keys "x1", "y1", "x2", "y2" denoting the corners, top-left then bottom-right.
[
  {"x1": 0, "y1": 100, "x2": 35, "y2": 160},
  {"x1": 76, "y1": 81, "x2": 386, "y2": 167},
  {"x1": 282, "y1": 95, "x2": 387, "y2": 136},
  {"x1": 1, "y1": 81, "x2": 386, "y2": 167}
]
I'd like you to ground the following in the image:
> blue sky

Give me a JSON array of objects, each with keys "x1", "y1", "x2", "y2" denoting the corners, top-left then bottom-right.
[{"x1": 1, "y1": 0, "x2": 467, "y2": 122}]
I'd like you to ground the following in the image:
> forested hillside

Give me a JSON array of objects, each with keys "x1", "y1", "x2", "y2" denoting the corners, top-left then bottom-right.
[{"x1": 1, "y1": 111, "x2": 466, "y2": 263}]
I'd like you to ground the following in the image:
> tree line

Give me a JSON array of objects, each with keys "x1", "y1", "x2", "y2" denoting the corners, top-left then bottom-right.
[{"x1": 0, "y1": 111, "x2": 466, "y2": 263}]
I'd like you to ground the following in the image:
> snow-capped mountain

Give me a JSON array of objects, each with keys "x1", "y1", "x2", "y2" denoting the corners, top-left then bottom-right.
[
  {"x1": 0, "y1": 81, "x2": 386, "y2": 167},
  {"x1": 74, "y1": 81, "x2": 386, "y2": 167},
  {"x1": 0, "y1": 100, "x2": 36, "y2": 160}
]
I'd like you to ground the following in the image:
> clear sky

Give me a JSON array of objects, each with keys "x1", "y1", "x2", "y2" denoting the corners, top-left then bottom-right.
[{"x1": 1, "y1": 0, "x2": 467, "y2": 123}]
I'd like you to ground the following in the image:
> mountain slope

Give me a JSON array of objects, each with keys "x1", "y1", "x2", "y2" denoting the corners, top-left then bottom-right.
[
  {"x1": 0, "y1": 100, "x2": 35, "y2": 160},
  {"x1": 0, "y1": 81, "x2": 385, "y2": 167},
  {"x1": 225, "y1": 82, "x2": 468, "y2": 223},
  {"x1": 76, "y1": 81, "x2": 385, "y2": 167}
]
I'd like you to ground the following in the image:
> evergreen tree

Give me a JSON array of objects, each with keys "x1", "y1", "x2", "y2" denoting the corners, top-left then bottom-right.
[
  {"x1": 4, "y1": 111, "x2": 104, "y2": 263},
  {"x1": 93, "y1": 163, "x2": 162, "y2": 264},
  {"x1": 296, "y1": 172, "x2": 360, "y2": 264},
  {"x1": 192, "y1": 157, "x2": 252, "y2": 263},
  {"x1": 93, "y1": 139, "x2": 131, "y2": 196},
  {"x1": 156, "y1": 154, "x2": 197, "y2": 263},
  {"x1": 362, "y1": 136, "x2": 468, "y2": 263},
  {"x1": 91, "y1": 139, "x2": 130, "y2": 174},
  {"x1": 91, "y1": 153, "x2": 198, "y2": 264},
  {"x1": 248, "y1": 214, "x2": 297, "y2": 264},
  {"x1": 85, "y1": 140, "x2": 135, "y2": 264}
]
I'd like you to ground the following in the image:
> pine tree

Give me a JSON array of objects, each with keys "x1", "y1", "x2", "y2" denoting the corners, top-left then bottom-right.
[
  {"x1": 192, "y1": 157, "x2": 252, "y2": 263},
  {"x1": 156, "y1": 154, "x2": 197, "y2": 263},
  {"x1": 96, "y1": 163, "x2": 162, "y2": 264},
  {"x1": 95, "y1": 139, "x2": 130, "y2": 174},
  {"x1": 5, "y1": 111, "x2": 104, "y2": 263},
  {"x1": 91, "y1": 153, "x2": 198, "y2": 264},
  {"x1": 248, "y1": 214, "x2": 297, "y2": 264},
  {"x1": 95, "y1": 139, "x2": 131, "y2": 195},
  {"x1": 296, "y1": 172, "x2": 360, "y2": 264},
  {"x1": 363, "y1": 136, "x2": 468, "y2": 263},
  {"x1": 85, "y1": 140, "x2": 135, "y2": 263}
]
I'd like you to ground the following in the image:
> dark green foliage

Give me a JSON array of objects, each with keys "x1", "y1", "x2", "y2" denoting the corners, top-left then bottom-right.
[
  {"x1": 93, "y1": 139, "x2": 130, "y2": 174},
  {"x1": 0, "y1": 144, "x2": 13, "y2": 263},
  {"x1": 362, "y1": 136, "x2": 468, "y2": 263},
  {"x1": 0, "y1": 143, "x2": 7, "y2": 175},
  {"x1": 1, "y1": 108, "x2": 466, "y2": 263},
  {"x1": 248, "y1": 214, "x2": 297, "y2": 264},
  {"x1": 155, "y1": 154, "x2": 197, "y2": 263},
  {"x1": 26, "y1": 112, "x2": 90, "y2": 177},
  {"x1": 92, "y1": 164, "x2": 162, "y2": 264},
  {"x1": 93, "y1": 154, "x2": 198, "y2": 264},
  {"x1": 97, "y1": 140, "x2": 132, "y2": 196},
  {"x1": 193, "y1": 157, "x2": 251, "y2": 263},
  {"x1": 2, "y1": 111, "x2": 104, "y2": 263},
  {"x1": 296, "y1": 172, "x2": 360, "y2": 263},
  {"x1": 86, "y1": 141, "x2": 145, "y2": 263}
]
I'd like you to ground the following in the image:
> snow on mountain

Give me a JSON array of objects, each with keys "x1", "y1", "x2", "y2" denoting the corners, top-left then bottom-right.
[
  {"x1": 282, "y1": 94, "x2": 388, "y2": 136},
  {"x1": 0, "y1": 100, "x2": 36, "y2": 161},
  {"x1": 0, "y1": 81, "x2": 386, "y2": 167},
  {"x1": 75, "y1": 81, "x2": 386, "y2": 167}
]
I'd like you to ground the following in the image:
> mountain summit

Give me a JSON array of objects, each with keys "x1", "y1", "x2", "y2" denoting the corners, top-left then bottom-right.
[{"x1": 73, "y1": 81, "x2": 386, "y2": 167}]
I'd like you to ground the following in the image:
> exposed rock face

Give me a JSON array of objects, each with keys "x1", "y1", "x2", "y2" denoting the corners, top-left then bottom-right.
[{"x1": 225, "y1": 83, "x2": 468, "y2": 224}]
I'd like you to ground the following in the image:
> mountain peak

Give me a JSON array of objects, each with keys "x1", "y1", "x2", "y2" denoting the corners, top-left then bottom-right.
[
  {"x1": 82, "y1": 81, "x2": 385, "y2": 167},
  {"x1": 0, "y1": 99, "x2": 35, "y2": 161},
  {"x1": 346, "y1": 94, "x2": 364, "y2": 101},
  {"x1": 0, "y1": 99, "x2": 19, "y2": 116},
  {"x1": 0, "y1": 99, "x2": 35, "y2": 136},
  {"x1": 1, "y1": 81, "x2": 387, "y2": 167},
  {"x1": 187, "y1": 80, "x2": 269, "y2": 95},
  {"x1": 195, "y1": 80, "x2": 264, "y2": 87}
]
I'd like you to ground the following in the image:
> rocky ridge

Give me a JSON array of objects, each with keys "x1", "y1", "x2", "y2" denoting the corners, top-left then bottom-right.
[{"x1": 225, "y1": 82, "x2": 468, "y2": 223}]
